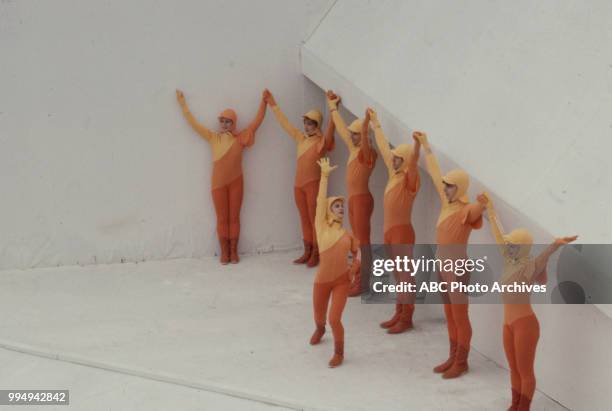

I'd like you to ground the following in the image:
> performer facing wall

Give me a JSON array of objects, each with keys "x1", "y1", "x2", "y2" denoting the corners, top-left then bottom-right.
[
  {"x1": 176, "y1": 89, "x2": 266, "y2": 265},
  {"x1": 309, "y1": 157, "x2": 360, "y2": 368},
  {"x1": 415, "y1": 132, "x2": 486, "y2": 379},
  {"x1": 326, "y1": 91, "x2": 377, "y2": 296},
  {"x1": 484, "y1": 193, "x2": 577, "y2": 411},
  {"x1": 264, "y1": 89, "x2": 335, "y2": 267}
]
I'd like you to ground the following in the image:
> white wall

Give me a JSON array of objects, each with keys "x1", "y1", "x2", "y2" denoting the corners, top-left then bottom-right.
[
  {"x1": 302, "y1": 1, "x2": 612, "y2": 409},
  {"x1": 0, "y1": 0, "x2": 335, "y2": 270}
]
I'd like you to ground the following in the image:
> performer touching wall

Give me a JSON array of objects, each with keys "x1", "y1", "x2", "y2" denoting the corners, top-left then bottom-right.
[
  {"x1": 369, "y1": 108, "x2": 421, "y2": 334},
  {"x1": 176, "y1": 89, "x2": 266, "y2": 265},
  {"x1": 309, "y1": 157, "x2": 360, "y2": 368},
  {"x1": 414, "y1": 132, "x2": 486, "y2": 379},
  {"x1": 483, "y1": 193, "x2": 577, "y2": 411},
  {"x1": 264, "y1": 89, "x2": 335, "y2": 267},
  {"x1": 326, "y1": 91, "x2": 377, "y2": 296}
]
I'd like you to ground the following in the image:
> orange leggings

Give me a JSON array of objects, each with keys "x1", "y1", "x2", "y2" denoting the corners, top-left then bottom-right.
[
  {"x1": 211, "y1": 175, "x2": 243, "y2": 239},
  {"x1": 348, "y1": 193, "x2": 374, "y2": 246},
  {"x1": 504, "y1": 314, "x2": 540, "y2": 403},
  {"x1": 443, "y1": 302, "x2": 472, "y2": 350},
  {"x1": 384, "y1": 225, "x2": 416, "y2": 306},
  {"x1": 313, "y1": 274, "x2": 350, "y2": 343},
  {"x1": 294, "y1": 180, "x2": 319, "y2": 245}
]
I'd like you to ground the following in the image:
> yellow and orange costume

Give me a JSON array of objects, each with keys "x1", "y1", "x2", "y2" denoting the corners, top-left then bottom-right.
[
  {"x1": 176, "y1": 90, "x2": 266, "y2": 264},
  {"x1": 266, "y1": 91, "x2": 335, "y2": 267},
  {"x1": 309, "y1": 158, "x2": 360, "y2": 368},
  {"x1": 327, "y1": 93, "x2": 377, "y2": 296}
]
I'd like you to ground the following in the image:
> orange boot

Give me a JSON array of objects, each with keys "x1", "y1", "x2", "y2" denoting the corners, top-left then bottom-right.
[
  {"x1": 328, "y1": 340, "x2": 344, "y2": 368},
  {"x1": 229, "y1": 239, "x2": 239, "y2": 264},
  {"x1": 433, "y1": 340, "x2": 457, "y2": 373},
  {"x1": 507, "y1": 389, "x2": 520, "y2": 411},
  {"x1": 517, "y1": 395, "x2": 532, "y2": 411},
  {"x1": 219, "y1": 238, "x2": 230, "y2": 265},
  {"x1": 310, "y1": 325, "x2": 325, "y2": 345},
  {"x1": 380, "y1": 304, "x2": 401, "y2": 329},
  {"x1": 442, "y1": 345, "x2": 469, "y2": 379},
  {"x1": 293, "y1": 241, "x2": 312, "y2": 264},
  {"x1": 387, "y1": 304, "x2": 414, "y2": 334},
  {"x1": 306, "y1": 245, "x2": 319, "y2": 267}
]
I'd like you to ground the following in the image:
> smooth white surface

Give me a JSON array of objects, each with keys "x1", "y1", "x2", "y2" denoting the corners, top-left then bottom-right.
[
  {"x1": 0, "y1": 349, "x2": 288, "y2": 411},
  {"x1": 303, "y1": 0, "x2": 612, "y2": 244},
  {"x1": 0, "y1": 0, "x2": 334, "y2": 270},
  {"x1": 0, "y1": 256, "x2": 565, "y2": 411}
]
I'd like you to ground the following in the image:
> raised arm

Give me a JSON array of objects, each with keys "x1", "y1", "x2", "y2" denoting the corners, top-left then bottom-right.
[
  {"x1": 360, "y1": 109, "x2": 375, "y2": 165},
  {"x1": 315, "y1": 158, "x2": 338, "y2": 231},
  {"x1": 466, "y1": 195, "x2": 487, "y2": 224},
  {"x1": 326, "y1": 91, "x2": 352, "y2": 148},
  {"x1": 264, "y1": 89, "x2": 302, "y2": 142},
  {"x1": 482, "y1": 193, "x2": 506, "y2": 247},
  {"x1": 414, "y1": 132, "x2": 445, "y2": 202},
  {"x1": 239, "y1": 91, "x2": 267, "y2": 147},
  {"x1": 532, "y1": 236, "x2": 578, "y2": 281},
  {"x1": 368, "y1": 108, "x2": 393, "y2": 172},
  {"x1": 405, "y1": 132, "x2": 423, "y2": 191},
  {"x1": 322, "y1": 115, "x2": 336, "y2": 152},
  {"x1": 176, "y1": 90, "x2": 214, "y2": 141}
]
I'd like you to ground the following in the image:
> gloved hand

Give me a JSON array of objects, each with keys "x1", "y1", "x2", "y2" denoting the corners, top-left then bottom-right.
[{"x1": 317, "y1": 157, "x2": 338, "y2": 177}]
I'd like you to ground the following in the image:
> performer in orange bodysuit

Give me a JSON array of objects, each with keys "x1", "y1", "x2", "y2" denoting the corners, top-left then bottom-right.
[
  {"x1": 326, "y1": 91, "x2": 377, "y2": 296},
  {"x1": 264, "y1": 89, "x2": 335, "y2": 267},
  {"x1": 176, "y1": 89, "x2": 266, "y2": 265},
  {"x1": 484, "y1": 193, "x2": 577, "y2": 411},
  {"x1": 369, "y1": 108, "x2": 421, "y2": 334},
  {"x1": 309, "y1": 157, "x2": 360, "y2": 368},
  {"x1": 414, "y1": 132, "x2": 486, "y2": 378}
]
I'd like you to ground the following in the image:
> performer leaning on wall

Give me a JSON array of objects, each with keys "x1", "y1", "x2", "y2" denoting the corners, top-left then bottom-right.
[
  {"x1": 369, "y1": 108, "x2": 422, "y2": 334},
  {"x1": 326, "y1": 91, "x2": 377, "y2": 296},
  {"x1": 414, "y1": 132, "x2": 486, "y2": 379},
  {"x1": 264, "y1": 89, "x2": 335, "y2": 267},
  {"x1": 175, "y1": 89, "x2": 266, "y2": 265}
]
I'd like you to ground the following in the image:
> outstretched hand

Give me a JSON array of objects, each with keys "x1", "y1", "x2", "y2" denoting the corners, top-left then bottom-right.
[
  {"x1": 413, "y1": 131, "x2": 428, "y2": 146},
  {"x1": 476, "y1": 192, "x2": 490, "y2": 206},
  {"x1": 326, "y1": 90, "x2": 340, "y2": 107},
  {"x1": 317, "y1": 157, "x2": 338, "y2": 176},
  {"x1": 554, "y1": 235, "x2": 578, "y2": 246},
  {"x1": 263, "y1": 89, "x2": 276, "y2": 106},
  {"x1": 176, "y1": 89, "x2": 186, "y2": 106},
  {"x1": 366, "y1": 108, "x2": 379, "y2": 128}
]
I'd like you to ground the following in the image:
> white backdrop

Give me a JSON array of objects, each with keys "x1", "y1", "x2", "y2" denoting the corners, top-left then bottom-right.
[{"x1": 0, "y1": 0, "x2": 335, "y2": 270}]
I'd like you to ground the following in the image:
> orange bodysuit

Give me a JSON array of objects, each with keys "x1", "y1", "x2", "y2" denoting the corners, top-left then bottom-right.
[
  {"x1": 371, "y1": 115, "x2": 421, "y2": 334},
  {"x1": 309, "y1": 167, "x2": 359, "y2": 368},
  {"x1": 423, "y1": 146, "x2": 485, "y2": 379},
  {"x1": 179, "y1": 97, "x2": 266, "y2": 264},
  {"x1": 328, "y1": 105, "x2": 377, "y2": 296},
  {"x1": 488, "y1": 208, "x2": 546, "y2": 411},
  {"x1": 270, "y1": 104, "x2": 334, "y2": 267}
]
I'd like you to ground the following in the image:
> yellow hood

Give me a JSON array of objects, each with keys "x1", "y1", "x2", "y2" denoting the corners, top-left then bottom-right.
[
  {"x1": 326, "y1": 196, "x2": 344, "y2": 225},
  {"x1": 442, "y1": 168, "x2": 470, "y2": 203},
  {"x1": 503, "y1": 228, "x2": 534, "y2": 260},
  {"x1": 218, "y1": 108, "x2": 237, "y2": 132},
  {"x1": 391, "y1": 144, "x2": 414, "y2": 173},
  {"x1": 303, "y1": 109, "x2": 323, "y2": 127},
  {"x1": 347, "y1": 119, "x2": 363, "y2": 134}
]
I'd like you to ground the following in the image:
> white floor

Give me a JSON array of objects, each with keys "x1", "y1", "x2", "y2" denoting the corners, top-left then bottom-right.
[{"x1": 0, "y1": 253, "x2": 566, "y2": 411}]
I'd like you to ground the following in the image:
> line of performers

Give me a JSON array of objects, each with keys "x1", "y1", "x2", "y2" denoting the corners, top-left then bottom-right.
[{"x1": 175, "y1": 88, "x2": 577, "y2": 411}]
